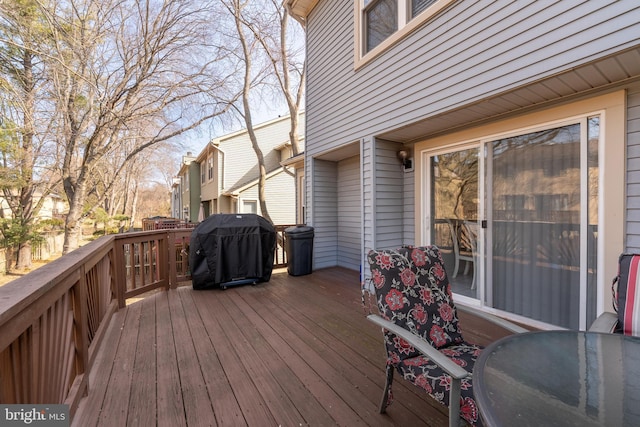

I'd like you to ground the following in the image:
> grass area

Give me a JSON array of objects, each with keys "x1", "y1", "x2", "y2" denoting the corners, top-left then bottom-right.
[{"x1": 0, "y1": 257, "x2": 59, "y2": 287}]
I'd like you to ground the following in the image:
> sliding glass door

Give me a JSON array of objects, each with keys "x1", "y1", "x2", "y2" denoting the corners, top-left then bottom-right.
[
  {"x1": 429, "y1": 147, "x2": 480, "y2": 299},
  {"x1": 426, "y1": 118, "x2": 599, "y2": 329}
]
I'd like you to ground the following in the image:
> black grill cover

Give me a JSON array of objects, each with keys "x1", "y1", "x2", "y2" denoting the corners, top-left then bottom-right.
[{"x1": 190, "y1": 214, "x2": 276, "y2": 290}]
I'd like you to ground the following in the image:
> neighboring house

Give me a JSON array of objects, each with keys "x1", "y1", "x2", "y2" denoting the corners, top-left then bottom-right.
[
  {"x1": 38, "y1": 193, "x2": 67, "y2": 221},
  {"x1": 0, "y1": 192, "x2": 67, "y2": 223},
  {"x1": 286, "y1": 1, "x2": 640, "y2": 331},
  {"x1": 176, "y1": 152, "x2": 199, "y2": 222},
  {"x1": 281, "y1": 151, "x2": 306, "y2": 224},
  {"x1": 170, "y1": 177, "x2": 182, "y2": 220},
  {"x1": 188, "y1": 113, "x2": 304, "y2": 226}
]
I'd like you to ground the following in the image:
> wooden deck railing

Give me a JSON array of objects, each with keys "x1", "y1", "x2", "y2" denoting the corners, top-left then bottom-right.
[
  {"x1": 141, "y1": 217, "x2": 197, "y2": 231},
  {"x1": 0, "y1": 229, "x2": 191, "y2": 419},
  {"x1": 274, "y1": 224, "x2": 301, "y2": 268},
  {"x1": 0, "y1": 222, "x2": 299, "y2": 420}
]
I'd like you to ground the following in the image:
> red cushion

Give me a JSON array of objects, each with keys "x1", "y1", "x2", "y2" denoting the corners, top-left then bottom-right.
[{"x1": 615, "y1": 254, "x2": 640, "y2": 336}]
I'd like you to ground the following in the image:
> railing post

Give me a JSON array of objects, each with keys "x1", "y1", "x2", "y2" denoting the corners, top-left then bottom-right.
[
  {"x1": 168, "y1": 230, "x2": 178, "y2": 289},
  {"x1": 114, "y1": 240, "x2": 127, "y2": 309},
  {"x1": 159, "y1": 232, "x2": 170, "y2": 290}
]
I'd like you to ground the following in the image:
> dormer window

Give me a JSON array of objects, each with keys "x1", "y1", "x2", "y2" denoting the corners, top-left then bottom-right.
[{"x1": 357, "y1": 0, "x2": 454, "y2": 67}]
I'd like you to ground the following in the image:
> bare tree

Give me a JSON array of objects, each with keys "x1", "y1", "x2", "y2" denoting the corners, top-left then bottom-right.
[
  {"x1": 40, "y1": 0, "x2": 238, "y2": 252},
  {"x1": 221, "y1": 0, "x2": 305, "y2": 223},
  {"x1": 222, "y1": 0, "x2": 273, "y2": 222},
  {"x1": 251, "y1": 0, "x2": 305, "y2": 156}
]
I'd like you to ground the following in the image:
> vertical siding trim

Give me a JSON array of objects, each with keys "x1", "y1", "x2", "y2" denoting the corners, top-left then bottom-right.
[{"x1": 360, "y1": 138, "x2": 366, "y2": 284}]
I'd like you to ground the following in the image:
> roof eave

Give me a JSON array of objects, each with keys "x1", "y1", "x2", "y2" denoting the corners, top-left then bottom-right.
[{"x1": 285, "y1": 0, "x2": 318, "y2": 25}]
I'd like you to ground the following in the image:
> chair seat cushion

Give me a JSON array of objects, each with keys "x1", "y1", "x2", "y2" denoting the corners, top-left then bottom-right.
[{"x1": 395, "y1": 342, "x2": 484, "y2": 427}]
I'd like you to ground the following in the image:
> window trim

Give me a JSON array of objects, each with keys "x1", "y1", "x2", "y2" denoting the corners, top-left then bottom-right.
[
  {"x1": 242, "y1": 199, "x2": 258, "y2": 214},
  {"x1": 354, "y1": 0, "x2": 455, "y2": 69}
]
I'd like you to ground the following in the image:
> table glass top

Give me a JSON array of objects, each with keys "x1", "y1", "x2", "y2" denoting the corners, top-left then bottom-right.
[{"x1": 474, "y1": 330, "x2": 640, "y2": 426}]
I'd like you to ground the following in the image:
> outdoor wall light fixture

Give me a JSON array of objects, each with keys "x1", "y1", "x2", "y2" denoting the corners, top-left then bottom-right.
[{"x1": 397, "y1": 149, "x2": 413, "y2": 170}]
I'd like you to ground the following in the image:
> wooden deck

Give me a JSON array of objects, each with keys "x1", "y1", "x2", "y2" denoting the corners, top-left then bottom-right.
[{"x1": 72, "y1": 267, "x2": 452, "y2": 426}]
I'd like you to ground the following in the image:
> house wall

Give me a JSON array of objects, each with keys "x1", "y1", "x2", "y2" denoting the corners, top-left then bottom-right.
[
  {"x1": 171, "y1": 182, "x2": 182, "y2": 219},
  {"x1": 627, "y1": 84, "x2": 640, "y2": 251},
  {"x1": 360, "y1": 137, "x2": 415, "y2": 273},
  {"x1": 237, "y1": 170, "x2": 297, "y2": 226},
  {"x1": 403, "y1": 167, "x2": 415, "y2": 244},
  {"x1": 373, "y1": 140, "x2": 404, "y2": 250},
  {"x1": 337, "y1": 155, "x2": 361, "y2": 270},
  {"x1": 218, "y1": 195, "x2": 232, "y2": 214},
  {"x1": 311, "y1": 159, "x2": 338, "y2": 269},
  {"x1": 362, "y1": 137, "x2": 374, "y2": 266},
  {"x1": 188, "y1": 163, "x2": 201, "y2": 223},
  {"x1": 299, "y1": 1, "x2": 640, "y2": 329},
  {"x1": 304, "y1": 1, "x2": 640, "y2": 157},
  {"x1": 296, "y1": 169, "x2": 305, "y2": 224},
  {"x1": 190, "y1": 114, "x2": 303, "y2": 224},
  {"x1": 200, "y1": 154, "x2": 218, "y2": 202},
  {"x1": 219, "y1": 114, "x2": 304, "y2": 192},
  {"x1": 304, "y1": 0, "x2": 639, "y2": 271}
]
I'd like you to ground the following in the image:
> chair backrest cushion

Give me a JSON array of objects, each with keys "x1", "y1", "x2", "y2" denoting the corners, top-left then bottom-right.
[
  {"x1": 367, "y1": 246, "x2": 464, "y2": 359},
  {"x1": 614, "y1": 253, "x2": 640, "y2": 336}
]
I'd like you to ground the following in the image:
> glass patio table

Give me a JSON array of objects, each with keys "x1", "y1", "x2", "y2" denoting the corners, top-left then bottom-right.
[{"x1": 473, "y1": 330, "x2": 640, "y2": 426}]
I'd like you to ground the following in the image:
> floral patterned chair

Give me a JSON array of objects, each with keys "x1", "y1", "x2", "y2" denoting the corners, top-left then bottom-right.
[
  {"x1": 366, "y1": 246, "x2": 526, "y2": 427},
  {"x1": 590, "y1": 253, "x2": 640, "y2": 336}
]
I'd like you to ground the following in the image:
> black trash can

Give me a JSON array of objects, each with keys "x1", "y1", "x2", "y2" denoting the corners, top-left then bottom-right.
[{"x1": 285, "y1": 226, "x2": 314, "y2": 276}]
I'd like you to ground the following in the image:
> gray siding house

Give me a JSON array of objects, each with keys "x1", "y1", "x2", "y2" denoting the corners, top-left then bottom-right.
[
  {"x1": 177, "y1": 152, "x2": 199, "y2": 222},
  {"x1": 194, "y1": 113, "x2": 304, "y2": 226},
  {"x1": 287, "y1": 0, "x2": 640, "y2": 330}
]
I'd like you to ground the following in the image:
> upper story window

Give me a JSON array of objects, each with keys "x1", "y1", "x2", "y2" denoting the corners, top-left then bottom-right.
[
  {"x1": 208, "y1": 156, "x2": 214, "y2": 180},
  {"x1": 365, "y1": 0, "x2": 397, "y2": 52},
  {"x1": 357, "y1": 0, "x2": 454, "y2": 67},
  {"x1": 412, "y1": 0, "x2": 438, "y2": 17}
]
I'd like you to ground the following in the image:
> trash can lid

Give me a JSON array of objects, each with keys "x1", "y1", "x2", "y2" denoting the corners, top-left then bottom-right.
[{"x1": 285, "y1": 225, "x2": 314, "y2": 234}]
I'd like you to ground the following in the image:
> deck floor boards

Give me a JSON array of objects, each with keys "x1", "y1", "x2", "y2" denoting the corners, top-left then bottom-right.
[
  {"x1": 155, "y1": 288, "x2": 187, "y2": 427},
  {"x1": 72, "y1": 267, "x2": 449, "y2": 426}
]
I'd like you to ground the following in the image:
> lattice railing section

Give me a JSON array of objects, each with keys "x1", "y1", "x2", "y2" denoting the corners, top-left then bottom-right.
[
  {"x1": 34, "y1": 291, "x2": 77, "y2": 403},
  {"x1": 171, "y1": 230, "x2": 192, "y2": 283},
  {"x1": 0, "y1": 229, "x2": 191, "y2": 420},
  {"x1": 85, "y1": 256, "x2": 114, "y2": 344},
  {"x1": 113, "y1": 232, "x2": 169, "y2": 305},
  {"x1": 0, "y1": 262, "x2": 88, "y2": 409}
]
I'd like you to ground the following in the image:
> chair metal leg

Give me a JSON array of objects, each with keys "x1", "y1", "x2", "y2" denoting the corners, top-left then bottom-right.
[
  {"x1": 449, "y1": 377, "x2": 462, "y2": 427},
  {"x1": 379, "y1": 364, "x2": 394, "y2": 413}
]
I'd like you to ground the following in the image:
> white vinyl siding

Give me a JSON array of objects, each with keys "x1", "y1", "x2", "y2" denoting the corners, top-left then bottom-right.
[
  {"x1": 337, "y1": 156, "x2": 361, "y2": 270},
  {"x1": 218, "y1": 114, "x2": 305, "y2": 193},
  {"x1": 313, "y1": 159, "x2": 339, "y2": 269},
  {"x1": 236, "y1": 171, "x2": 296, "y2": 225},
  {"x1": 264, "y1": 171, "x2": 296, "y2": 225},
  {"x1": 362, "y1": 137, "x2": 375, "y2": 269},
  {"x1": 403, "y1": 168, "x2": 415, "y2": 244},
  {"x1": 374, "y1": 140, "x2": 404, "y2": 250},
  {"x1": 626, "y1": 83, "x2": 640, "y2": 250}
]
